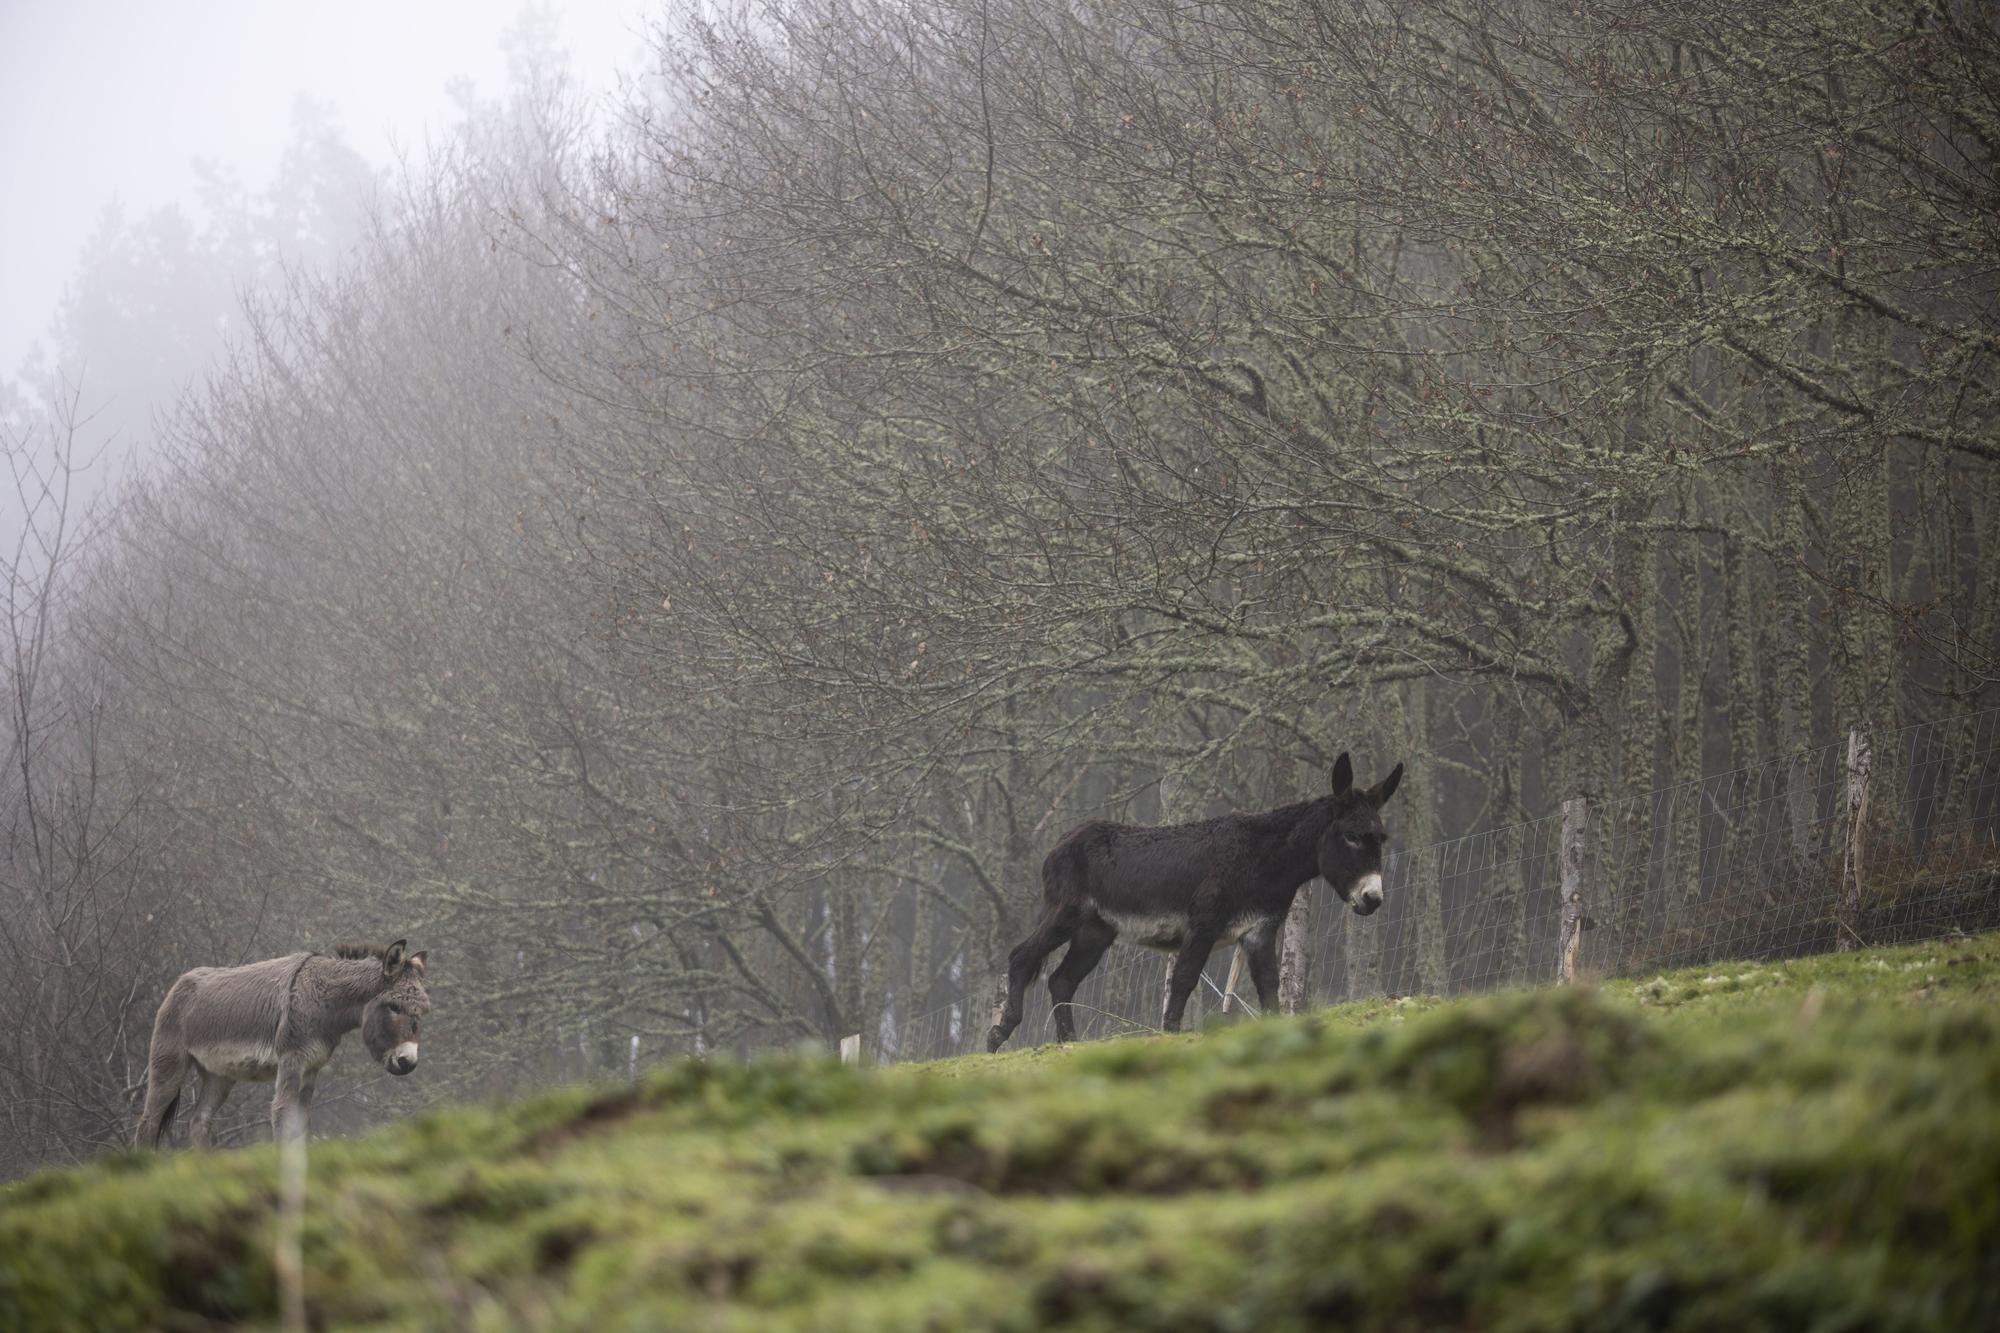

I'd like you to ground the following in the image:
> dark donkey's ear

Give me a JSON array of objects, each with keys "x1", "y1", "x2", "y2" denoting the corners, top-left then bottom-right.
[
  {"x1": 382, "y1": 939, "x2": 408, "y2": 974},
  {"x1": 1330, "y1": 752, "x2": 1354, "y2": 797},
  {"x1": 1367, "y1": 763, "x2": 1406, "y2": 808}
]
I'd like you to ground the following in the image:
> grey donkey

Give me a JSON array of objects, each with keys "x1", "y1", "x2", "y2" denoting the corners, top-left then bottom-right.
[{"x1": 135, "y1": 940, "x2": 432, "y2": 1147}]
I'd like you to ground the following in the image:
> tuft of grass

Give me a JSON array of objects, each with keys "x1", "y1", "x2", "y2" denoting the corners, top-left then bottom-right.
[{"x1": 4, "y1": 935, "x2": 1998, "y2": 1330}]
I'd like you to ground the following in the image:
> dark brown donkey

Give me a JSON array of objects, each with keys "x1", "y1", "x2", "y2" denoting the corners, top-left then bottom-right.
[
  {"x1": 135, "y1": 940, "x2": 432, "y2": 1147},
  {"x1": 987, "y1": 753, "x2": 1404, "y2": 1052}
]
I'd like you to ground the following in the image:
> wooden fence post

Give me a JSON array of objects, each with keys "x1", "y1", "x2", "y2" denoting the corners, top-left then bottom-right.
[
  {"x1": 1556, "y1": 795, "x2": 1592, "y2": 984},
  {"x1": 1279, "y1": 882, "x2": 1314, "y2": 1013},
  {"x1": 1220, "y1": 945, "x2": 1247, "y2": 1014},
  {"x1": 1836, "y1": 726, "x2": 1871, "y2": 950},
  {"x1": 275, "y1": 1133, "x2": 306, "y2": 1333},
  {"x1": 838, "y1": 1033, "x2": 861, "y2": 1065}
]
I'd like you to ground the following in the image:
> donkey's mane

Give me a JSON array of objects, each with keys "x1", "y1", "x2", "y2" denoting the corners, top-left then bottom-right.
[{"x1": 331, "y1": 943, "x2": 389, "y2": 961}]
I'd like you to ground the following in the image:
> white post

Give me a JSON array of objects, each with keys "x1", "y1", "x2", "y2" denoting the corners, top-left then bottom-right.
[
  {"x1": 1837, "y1": 727, "x2": 1872, "y2": 950},
  {"x1": 1220, "y1": 945, "x2": 1247, "y2": 1014},
  {"x1": 276, "y1": 1133, "x2": 307, "y2": 1333},
  {"x1": 838, "y1": 1033, "x2": 862, "y2": 1065},
  {"x1": 1280, "y1": 883, "x2": 1314, "y2": 1014},
  {"x1": 1557, "y1": 795, "x2": 1591, "y2": 984}
]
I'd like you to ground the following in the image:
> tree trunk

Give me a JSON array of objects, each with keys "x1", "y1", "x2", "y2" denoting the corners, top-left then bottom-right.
[
  {"x1": 1397, "y1": 681, "x2": 1444, "y2": 993},
  {"x1": 1668, "y1": 532, "x2": 1707, "y2": 927},
  {"x1": 1489, "y1": 704, "x2": 1529, "y2": 988},
  {"x1": 1774, "y1": 470, "x2": 1819, "y2": 871},
  {"x1": 1615, "y1": 530, "x2": 1659, "y2": 962},
  {"x1": 1344, "y1": 893, "x2": 1380, "y2": 1001}
]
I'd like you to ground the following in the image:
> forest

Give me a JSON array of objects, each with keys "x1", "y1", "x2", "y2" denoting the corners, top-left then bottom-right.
[{"x1": 2, "y1": 0, "x2": 1996, "y2": 1177}]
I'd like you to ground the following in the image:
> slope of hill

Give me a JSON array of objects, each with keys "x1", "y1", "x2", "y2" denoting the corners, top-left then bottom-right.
[{"x1": 4, "y1": 936, "x2": 1997, "y2": 1330}]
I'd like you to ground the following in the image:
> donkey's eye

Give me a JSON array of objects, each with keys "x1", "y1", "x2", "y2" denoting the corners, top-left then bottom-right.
[
  {"x1": 1343, "y1": 834, "x2": 1362, "y2": 848},
  {"x1": 387, "y1": 1002, "x2": 402, "y2": 1015}
]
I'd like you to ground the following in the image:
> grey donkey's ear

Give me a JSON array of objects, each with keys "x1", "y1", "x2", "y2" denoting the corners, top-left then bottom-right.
[
  {"x1": 1367, "y1": 763, "x2": 1405, "y2": 808},
  {"x1": 382, "y1": 939, "x2": 408, "y2": 973},
  {"x1": 1330, "y1": 752, "x2": 1354, "y2": 797},
  {"x1": 407, "y1": 950, "x2": 428, "y2": 974}
]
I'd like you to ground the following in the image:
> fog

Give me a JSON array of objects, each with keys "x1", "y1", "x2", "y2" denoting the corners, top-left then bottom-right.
[
  {"x1": 0, "y1": 0, "x2": 1994, "y2": 1176},
  {"x1": 1, "y1": 0, "x2": 645, "y2": 517}
]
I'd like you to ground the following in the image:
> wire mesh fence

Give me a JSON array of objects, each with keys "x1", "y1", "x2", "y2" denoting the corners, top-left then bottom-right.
[{"x1": 881, "y1": 707, "x2": 2000, "y2": 1064}]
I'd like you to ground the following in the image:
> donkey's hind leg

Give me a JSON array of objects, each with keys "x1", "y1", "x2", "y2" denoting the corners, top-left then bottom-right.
[
  {"x1": 1047, "y1": 915, "x2": 1116, "y2": 1043},
  {"x1": 1245, "y1": 929, "x2": 1283, "y2": 1014},
  {"x1": 136, "y1": 976, "x2": 197, "y2": 1148},
  {"x1": 986, "y1": 906, "x2": 1080, "y2": 1053},
  {"x1": 134, "y1": 1048, "x2": 191, "y2": 1149}
]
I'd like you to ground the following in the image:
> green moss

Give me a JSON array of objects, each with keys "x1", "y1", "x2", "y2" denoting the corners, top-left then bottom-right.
[{"x1": 4, "y1": 935, "x2": 1998, "y2": 1330}]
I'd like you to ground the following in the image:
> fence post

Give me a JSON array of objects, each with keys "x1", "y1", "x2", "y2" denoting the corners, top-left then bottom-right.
[
  {"x1": 1556, "y1": 795, "x2": 1592, "y2": 984},
  {"x1": 1836, "y1": 726, "x2": 1872, "y2": 950},
  {"x1": 838, "y1": 1033, "x2": 861, "y2": 1065},
  {"x1": 276, "y1": 1133, "x2": 306, "y2": 1333},
  {"x1": 1220, "y1": 945, "x2": 1247, "y2": 1014},
  {"x1": 1279, "y1": 882, "x2": 1314, "y2": 1013}
]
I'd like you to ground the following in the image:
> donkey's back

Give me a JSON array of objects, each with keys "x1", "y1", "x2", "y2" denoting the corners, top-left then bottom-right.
[
  {"x1": 151, "y1": 954, "x2": 304, "y2": 1084},
  {"x1": 1042, "y1": 803, "x2": 1310, "y2": 917}
]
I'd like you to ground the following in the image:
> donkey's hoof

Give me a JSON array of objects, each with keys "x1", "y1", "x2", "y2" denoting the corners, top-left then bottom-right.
[{"x1": 985, "y1": 1027, "x2": 1007, "y2": 1053}]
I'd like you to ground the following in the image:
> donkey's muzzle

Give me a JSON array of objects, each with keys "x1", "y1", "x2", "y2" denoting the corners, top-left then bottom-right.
[
  {"x1": 386, "y1": 1042, "x2": 419, "y2": 1076},
  {"x1": 1350, "y1": 872, "x2": 1384, "y2": 916}
]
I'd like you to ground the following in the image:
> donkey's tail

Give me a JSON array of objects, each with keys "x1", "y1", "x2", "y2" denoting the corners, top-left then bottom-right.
[{"x1": 137, "y1": 1088, "x2": 181, "y2": 1149}]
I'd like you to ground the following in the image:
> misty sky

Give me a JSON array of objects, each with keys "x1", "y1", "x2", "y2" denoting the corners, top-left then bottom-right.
[{"x1": 0, "y1": 0, "x2": 649, "y2": 379}]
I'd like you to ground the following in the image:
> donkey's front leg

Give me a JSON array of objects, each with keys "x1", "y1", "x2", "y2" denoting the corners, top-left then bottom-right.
[
  {"x1": 986, "y1": 905, "x2": 1078, "y2": 1053},
  {"x1": 270, "y1": 1058, "x2": 312, "y2": 1143},
  {"x1": 1161, "y1": 925, "x2": 1222, "y2": 1033}
]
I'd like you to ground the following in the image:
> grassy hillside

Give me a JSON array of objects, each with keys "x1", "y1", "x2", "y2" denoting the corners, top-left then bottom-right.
[{"x1": 4, "y1": 936, "x2": 1998, "y2": 1330}]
